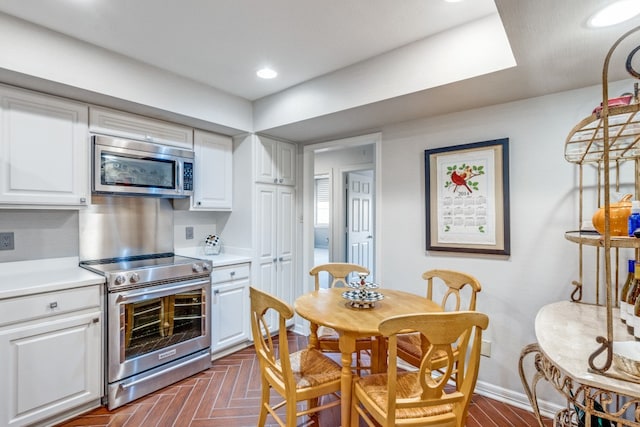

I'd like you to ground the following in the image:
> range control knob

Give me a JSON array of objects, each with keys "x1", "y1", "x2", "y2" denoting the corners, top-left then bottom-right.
[
  {"x1": 192, "y1": 263, "x2": 203, "y2": 273},
  {"x1": 114, "y1": 275, "x2": 126, "y2": 285},
  {"x1": 129, "y1": 272, "x2": 140, "y2": 283},
  {"x1": 202, "y1": 263, "x2": 211, "y2": 271}
]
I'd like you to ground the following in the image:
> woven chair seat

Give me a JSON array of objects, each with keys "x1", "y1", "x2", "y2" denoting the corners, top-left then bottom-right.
[
  {"x1": 352, "y1": 311, "x2": 488, "y2": 426},
  {"x1": 355, "y1": 372, "x2": 454, "y2": 419},
  {"x1": 278, "y1": 348, "x2": 342, "y2": 388},
  {"x1": 396, "y1": 332, "x2": 447, "y2": 362},
  {"x1": 317, "y1": 325, "x2": 371, "y2": 342}
]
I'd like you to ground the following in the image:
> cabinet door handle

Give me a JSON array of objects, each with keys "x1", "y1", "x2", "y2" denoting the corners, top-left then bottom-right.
[
  {"x1": 273, "y1": 258, "x2": 277, "y2": 263},
  {"x1": 279, "y1": 178, "x2": 283, "y2": 184},
  {"x1": 229, "y1": 271, "x2": 235, "y2": 277},
  {"x1": 279, "y1": 257, "x2": 284, "y2": 262},
  {"x1": 273, "y1": 178, "x2": 278, "y2": 184},
  {"x1": 92, "y1": 317, "x2": 100, "y2": 323},
  {"x1": 197, "y1": 201, "x2": 202, "y2": 206},
  {"x1": 49, "y1": 302, "x2": 58, "y2": 309}
]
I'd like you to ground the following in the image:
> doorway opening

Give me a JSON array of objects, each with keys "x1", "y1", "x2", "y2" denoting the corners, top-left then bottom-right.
[{"x1": 303, "y1": 133, "x2": 381, "y2": 290}]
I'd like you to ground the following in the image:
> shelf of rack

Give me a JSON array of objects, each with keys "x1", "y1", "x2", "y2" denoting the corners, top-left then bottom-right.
[
  {"x1": 565, "y1": 231, "x2": 640, "y2": 248},
  {"x1": 565, "y1": 103, "x2": 640, "y2": 164}
]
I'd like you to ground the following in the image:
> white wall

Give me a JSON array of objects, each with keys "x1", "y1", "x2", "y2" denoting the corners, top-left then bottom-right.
[
  {"x1": 378, "y1": 78, "x2": 634, "y2": 404},
  {"x1": 0, "y1": 210, "x2": 78, "y2": 262},
  {"x1": 314, "y1": 145, "x2": 374, "y2": 175}
]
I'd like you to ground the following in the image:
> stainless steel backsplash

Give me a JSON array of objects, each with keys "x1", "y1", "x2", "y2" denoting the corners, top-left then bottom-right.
[{"x1": 79, "y1": 195, "x2": 173, "y2": 261}]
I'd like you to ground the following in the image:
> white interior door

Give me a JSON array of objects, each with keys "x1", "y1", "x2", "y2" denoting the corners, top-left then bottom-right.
[{"x1": 346, "y1": 171, "x2": 374, "y2": 279}]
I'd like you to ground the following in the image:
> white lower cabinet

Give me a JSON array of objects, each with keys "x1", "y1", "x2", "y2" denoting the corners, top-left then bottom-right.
[
  {"x1": 0, "y1": 286, "x2": 102, "y2": 427},
  {"x1": 210, "y1": 263, "x2": 250, "y2": 356}
]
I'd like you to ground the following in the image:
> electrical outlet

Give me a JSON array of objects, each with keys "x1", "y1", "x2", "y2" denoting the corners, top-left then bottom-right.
[
  {"x1": 185, "y1": 226, "x2": 194, "y2": 240},
  {"x1": 0, "y1": 232, "x2": 15, "y2": 250},
  {"x1": 481, "y1": 339, "x2": 491, "y2": 357}
]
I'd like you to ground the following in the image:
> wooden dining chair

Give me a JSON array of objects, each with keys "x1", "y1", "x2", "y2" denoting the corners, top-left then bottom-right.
[
  {"x1": 309, "y1": 262, "x2": 374, "y2": 374},
  {"x1": 396, "y1": 269, "x2": 482, "y2": 381},
  {"x1": 351, "y1": 311, "x2": 489, "y2": 427},
  {"x1": 249, "y1": 286, "x2": 342, "y2": 427}
]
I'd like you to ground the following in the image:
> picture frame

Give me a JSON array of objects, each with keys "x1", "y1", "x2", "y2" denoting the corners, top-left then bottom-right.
[{"x1": 424, "y1": 138, "x2": 510, "y2": 255}]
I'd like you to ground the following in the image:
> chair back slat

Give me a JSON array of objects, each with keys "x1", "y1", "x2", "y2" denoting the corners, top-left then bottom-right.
[
  {"x1": 422, "y1": 269, "x2": 482, "y2": 312},
  {"x1": 419, "y1": 344, "x2": 455, "y2": 399},
  {"x1": 309, "y1": 262, "x2": 369, "y2": 290},
  {"x1": 249, "y1": 287, "x2": 295, "y2": 391},
  {"x1": 379, "y1": 311, "x2": 489, "y2": 425}
]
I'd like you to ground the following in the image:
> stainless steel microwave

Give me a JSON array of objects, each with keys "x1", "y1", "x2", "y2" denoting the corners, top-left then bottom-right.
[{"x1": 92, "y1": 135, "x2": 194, "y2": 198}]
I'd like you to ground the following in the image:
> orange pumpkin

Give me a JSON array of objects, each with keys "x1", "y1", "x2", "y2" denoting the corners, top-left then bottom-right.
[{"x1": 592, "y1": 194, "x2": 633, "y2": 236}]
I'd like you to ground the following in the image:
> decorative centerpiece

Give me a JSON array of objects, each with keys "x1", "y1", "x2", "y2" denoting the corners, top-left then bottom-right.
[
  {"x1": 204, "y1": 234, "x2": 222, "y2": 255},
  {"x1": 341, "y1": 272, "x2": 384, "y2": 309},
  {"x1": 591, "y1": 193, "x2": 633, "y2": 236}
]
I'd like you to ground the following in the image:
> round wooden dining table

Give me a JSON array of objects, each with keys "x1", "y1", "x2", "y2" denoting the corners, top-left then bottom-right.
[{"x1": 294, "y1": 287, "x2": 442, "y2": 426}]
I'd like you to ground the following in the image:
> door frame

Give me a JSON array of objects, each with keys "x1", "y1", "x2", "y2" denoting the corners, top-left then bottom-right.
[{"x1": 302, "y1": 132, "x2": 382, "y2": 294}]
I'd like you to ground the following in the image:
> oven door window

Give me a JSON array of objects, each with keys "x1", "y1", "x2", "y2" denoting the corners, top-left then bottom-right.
[
  {"x1": 123, "y1": 289, "x2": 204, "y2": 361},
  {"x1": 101, "y1": 152, "x2": 176, "y2": 189}
]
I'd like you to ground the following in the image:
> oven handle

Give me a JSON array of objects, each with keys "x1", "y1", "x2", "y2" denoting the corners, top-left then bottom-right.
[
  {"x1": 114, "y1": 278, "x2": 210, "y2": 303},
  {"x1": 117, "y1": 354, "x2": 199, "y2": 391}
]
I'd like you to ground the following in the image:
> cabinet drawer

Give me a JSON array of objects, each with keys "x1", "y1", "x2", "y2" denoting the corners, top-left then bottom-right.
[
  {"x1": 0, "y1": 286, "x2": 101, "y2": 327},
  {"x1": 89, "y1": 106, "x2": 193, "y2": 149},
  {"x1": 211, "y1": 264, "x2": 250, "y2": 284}
]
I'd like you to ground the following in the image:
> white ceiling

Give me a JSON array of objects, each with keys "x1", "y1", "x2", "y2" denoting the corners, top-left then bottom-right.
[
  {"x1": 0, "y1": 0, "x2": 497, "y2": 101},
  {"x1": 1, "y1": 0, "x2": 640, "y2": 142}
]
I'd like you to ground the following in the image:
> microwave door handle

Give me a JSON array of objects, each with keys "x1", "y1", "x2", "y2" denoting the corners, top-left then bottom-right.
[{"x1": 176, "y1": 161, "x2": 182, "y2": 191}]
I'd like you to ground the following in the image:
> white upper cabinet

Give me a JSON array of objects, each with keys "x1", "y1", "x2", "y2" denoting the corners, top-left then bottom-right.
[
  {"x1": 175, "y1": 130, "x2": 233, "y2": 211},
  {"x1": 0, "y1": 85, "x2": 89, "y2": 208},
  {"x1": 255, "y1": 136, "x2": 296, "y2": 186},
  {"x1": 89, "y1": 106, "x2": 193, "y2": 149}
]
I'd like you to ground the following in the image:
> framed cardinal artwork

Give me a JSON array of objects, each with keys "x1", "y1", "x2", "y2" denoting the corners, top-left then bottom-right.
[{"x1": 424, "y1": 138, "x2": 510, "y2": 255}]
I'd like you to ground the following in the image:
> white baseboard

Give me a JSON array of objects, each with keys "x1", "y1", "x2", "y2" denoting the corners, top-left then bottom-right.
[
  {"x1": 292, "y1": 323, "x2": 307, "y2": 336},
  {"x1": 474, "y1": 379, "x2": 563, "y2": 420}
]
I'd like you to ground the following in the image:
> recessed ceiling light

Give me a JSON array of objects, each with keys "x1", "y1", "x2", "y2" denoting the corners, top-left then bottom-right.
[
  {"x1": 257, "y1": 68, "x2": 278, "y2": 79},
  {"x1": 588, "y1": 0, "x2": 640, "y2": 28}
]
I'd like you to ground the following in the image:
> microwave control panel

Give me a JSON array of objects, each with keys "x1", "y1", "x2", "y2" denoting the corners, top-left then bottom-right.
[{"x1": 183, "y1": 162, "x2": 193, "y2": 191}]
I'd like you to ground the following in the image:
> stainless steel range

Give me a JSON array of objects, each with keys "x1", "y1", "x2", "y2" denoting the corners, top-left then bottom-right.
[{"x1": 79, "y1": 196, "x2": 212, "y2": 410}]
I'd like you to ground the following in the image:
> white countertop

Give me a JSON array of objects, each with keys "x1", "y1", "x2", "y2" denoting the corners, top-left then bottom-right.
[
  {"x1": 175, "y1": 247, "x2": 252, "y2": 267},
  {"x1": 0, "y1": 257, "x2": 105, "y2": 300},
  {"x1": 0, "y1": 250, "x2": 251, "y2": 300},
  {"x1": 536, "y1": 300, "x2": 640, "y2": 397}
]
